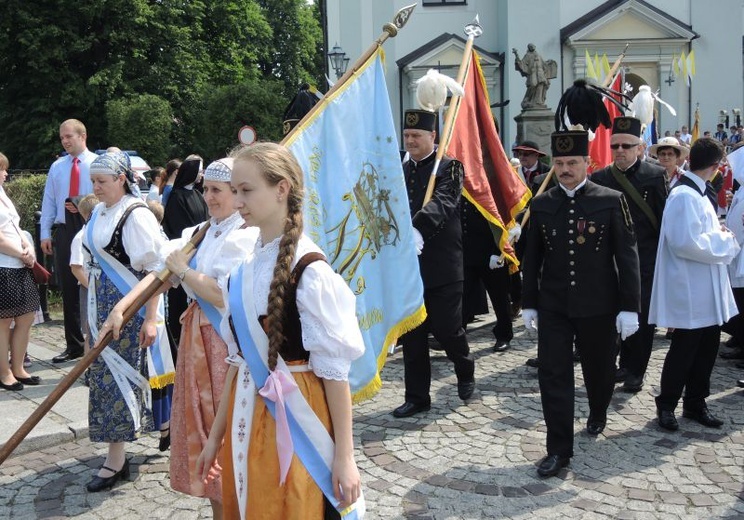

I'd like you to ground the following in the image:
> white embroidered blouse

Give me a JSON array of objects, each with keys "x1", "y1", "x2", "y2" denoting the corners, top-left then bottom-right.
[
  {"x1": 82, "y1": 195, "x2": 164, "y2": 273},
  {"x1": 156, "y1": 211, "x2": 257, "y2": 300},
  {"x1": 221, "y1": 234, "x2": 365, "y2": 381}
]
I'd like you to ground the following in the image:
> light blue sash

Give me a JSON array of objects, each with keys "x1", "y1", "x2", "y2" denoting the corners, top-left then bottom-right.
[
  {"x1": 187, "y1": 245, "x2": 223, "y2": 334},
  {"x1": 228, "y1": 262, "x2": 364, "y2": 519}
]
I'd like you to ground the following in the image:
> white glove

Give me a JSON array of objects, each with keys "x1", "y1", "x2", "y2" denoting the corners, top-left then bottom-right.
[
  {"x1": 522, "y1": 308, "x2": 538, "y2": 332},
  {"x1": 616, "y1": 311, "x2": 640, "y2": 340},
  {"x1": 489, "y1": 254, "x2": 505, "y2": 270},
  {"x1": 508, "y1": 223, "x2": 522, "y2": 243},
  {"x1": 412, "y1": 228, "x2": 424, "y2": 255}
]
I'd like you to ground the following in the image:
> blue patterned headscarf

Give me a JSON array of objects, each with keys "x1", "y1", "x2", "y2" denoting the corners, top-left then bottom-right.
[{"x1": 89, "y1": 151, "x2": 141, "y2": 198}]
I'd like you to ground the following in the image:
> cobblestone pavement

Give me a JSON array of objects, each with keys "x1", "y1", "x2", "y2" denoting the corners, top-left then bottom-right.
[{"x1": 1, "y1": 314, "x2": 744, "y2": 519}]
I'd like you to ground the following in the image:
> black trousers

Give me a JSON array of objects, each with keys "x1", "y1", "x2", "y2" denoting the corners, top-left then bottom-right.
[
  {"x1": 721, "y1": 287, "x2": 744, "y2": 347},
  {"x1": 656, "y1": 325, "x2": 721, "y2": 412},
  {"x1": 537, "y1": 310, "x2": 617, "y2": 458},
  {"x1": 463, "y1": 263, "x2": 513, "y2": 342},
  {"x1": 400, "y1": 281, "x2": 474, "y2": 406},
  {"x1": 618, "y1": 277, "x2": 655, "y2": 378},
  {"x1": 53, "y1": 212, "x2": 85, "y2": 353}
]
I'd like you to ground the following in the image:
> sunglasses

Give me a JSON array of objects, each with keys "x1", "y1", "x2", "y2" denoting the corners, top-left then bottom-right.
[{"x1": 610, "y1": 143, "x2": 639, "y2": 150}]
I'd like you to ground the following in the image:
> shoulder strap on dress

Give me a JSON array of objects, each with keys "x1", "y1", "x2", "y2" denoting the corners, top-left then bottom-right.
[
  {"x1": 114, "y1": 202, "x2": 149, "y2": 235},
  {"x1": 289, "y1": 252, "x2": 327, "y2": 287}
]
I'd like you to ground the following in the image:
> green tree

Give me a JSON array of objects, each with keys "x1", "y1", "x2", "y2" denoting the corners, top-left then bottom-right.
[
  {"x1": 106, "y1": 94, "x2": 173, "y2": 166},
  {"x1": 190, "y1": 78, "x2": 286, "y2": 160}
]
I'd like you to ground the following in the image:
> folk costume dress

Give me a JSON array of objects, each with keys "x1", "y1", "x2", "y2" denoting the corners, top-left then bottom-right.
[
  {"x1": 220, "y1": 234, "x2": 365, "y2": 520},
  {"x1": 83, "y1": 195, "x2": 168, "y2": 442},
  {"x1": 161, "y1": 212, "x2": 257, "y2": 500}
]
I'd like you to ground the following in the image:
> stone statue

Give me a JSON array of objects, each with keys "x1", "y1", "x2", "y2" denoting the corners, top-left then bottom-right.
[{"x1": 512, "y1": 44, "x2": 557, "y2": 110}]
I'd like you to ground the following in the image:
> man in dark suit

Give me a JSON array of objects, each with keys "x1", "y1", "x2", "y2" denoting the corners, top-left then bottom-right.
[
  {"x1": 392, "y1": 109, "x2": 476, "y2": 418},
  {"x1": 522, "y1": 130, "x2": 641, "y2": 477},
  {"x1": 591, "y1": 117, "x2": 668, "y2": 392},
  {"x1": 461, "y1": 198, "x2": 513, "y2": 352}
]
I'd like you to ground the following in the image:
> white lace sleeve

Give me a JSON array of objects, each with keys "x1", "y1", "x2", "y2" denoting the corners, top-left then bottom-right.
[
  {"x1": 296, "y1": 261, "x2": 364, "y2": 381},
  {"x1": 122, "y1": 207, "x2": 167, "y2": 272}
]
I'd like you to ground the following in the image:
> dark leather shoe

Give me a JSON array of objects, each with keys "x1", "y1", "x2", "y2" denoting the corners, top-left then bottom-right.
[
  {"x1": 737, "y1": 379, "x2": 744, "y2": 388},
  {"x1": 615, "y1": 367, "x2": 628, "y2": 383},
  {"x1": 86, "y1": 459, "x2": 130, "y2": 492},
  {"x1": 457, "y1": 379, "x2": 475, "y2": 400},
  {"x1": 392, "y1": 402, "x2": 430, "y2": 418},
  {"x1": 682, "y1": 407, "x2": 724, "y2": 428},
  {"x1": 537, "y1": 454, "x2": 570, "y2": 477},
  {"x1": 586, "y1": 416, "x2": 606, "y2": 436},
  {"x1": 14, "y1": 375, "x2": 41, "y2": 386},
  {"x1": 0, "y1": 380, "x2": 23, "y2": 391},
  {"x1": 720, "y1": 348, "x2": 744, "y2": 359},
  {"x1": 493, "y1": 340, "x2": 511, "y2": 352},
  {"x1": 525, "y1": 357, "x2": 540, "y2": 368},
  {"x1": 657, "y1": 409, "x2": 679, "y2": 431},
  {"x1": 622, "y1": 375, "x2": 643, "y2": 393},
  {"x1": 736, "y1": 361, "x2": 744, "y2": 370},
  {"x1": 53, "y1": 350, "x2": 83, "y2": 363}
]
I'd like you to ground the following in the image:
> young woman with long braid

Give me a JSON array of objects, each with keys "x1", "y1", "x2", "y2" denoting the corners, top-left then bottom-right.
[{"x1": 196, "y1": 142, "x2": 365, "y2": 519}]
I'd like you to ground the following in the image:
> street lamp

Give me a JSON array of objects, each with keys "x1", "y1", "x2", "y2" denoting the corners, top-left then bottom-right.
[
  {"x1": 719, "y1": 110, "x2": 729, "y2": 128},
  {"x1": 328, "y1": 42, "x2": 349, "y2": 79}
]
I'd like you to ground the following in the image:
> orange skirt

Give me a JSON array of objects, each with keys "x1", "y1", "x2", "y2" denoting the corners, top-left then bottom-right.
[
  {"x1": 170, "y1": 303, "x2": 230, "y2": 500},
  {"x1": 222, "y1": 363, "x2": 333, "y2": 520}
]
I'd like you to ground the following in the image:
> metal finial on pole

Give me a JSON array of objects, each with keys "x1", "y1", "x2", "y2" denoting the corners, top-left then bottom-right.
[{"x1": 422, "y1": 15, "x2": 482, "y2": 206}]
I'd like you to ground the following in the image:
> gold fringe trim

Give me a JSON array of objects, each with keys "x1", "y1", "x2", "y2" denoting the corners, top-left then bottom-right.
[
  {"x1": 352, "y1": 304, "x2": 427, "y2": 404},
  {"x1": 149, "y1": 371, "x2": 175, "y2": 390}
]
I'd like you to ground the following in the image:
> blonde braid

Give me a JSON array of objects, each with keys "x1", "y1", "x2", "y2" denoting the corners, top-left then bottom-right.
[{"x1": 265, "y1": 196, "x2": 303, "y2": 371}]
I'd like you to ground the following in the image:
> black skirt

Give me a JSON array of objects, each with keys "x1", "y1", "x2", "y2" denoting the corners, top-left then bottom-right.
[{"x1": 0, "y1": 266, "x2": 40, "y2": 319}]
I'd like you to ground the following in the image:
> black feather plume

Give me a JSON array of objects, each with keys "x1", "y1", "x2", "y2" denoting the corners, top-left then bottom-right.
[{"x1": 554, "y1": 79, "x2": 632, "y2": 133}]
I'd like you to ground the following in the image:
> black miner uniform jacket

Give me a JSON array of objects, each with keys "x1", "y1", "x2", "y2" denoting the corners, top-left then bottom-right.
[
  {"x1": 522, "y1": 180, "x2": 641, "y2": 317},
  {"x1": 590, "y1": 160, "x2": 667, "y2": 278},
  {"x1": 404, "y1": 152, "x2": 464, "y2": 288}
]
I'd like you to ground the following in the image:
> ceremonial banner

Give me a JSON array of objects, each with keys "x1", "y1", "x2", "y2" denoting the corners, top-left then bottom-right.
[
  {"x1": 285, "y1": 48, "x2": 425, "y2": 401},
  {"x1": 446, "y1": 50, "x2": 530, "y2": 267},
  {"x1": 692, "y1": 106, "x2": 700, "y2": 143},
  {"x1": 589, "y1": 72, "x2": 623, "y2": 172}
]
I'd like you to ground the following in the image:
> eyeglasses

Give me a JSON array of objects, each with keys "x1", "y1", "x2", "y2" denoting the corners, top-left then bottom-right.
[{"x1": 610, "y1": 143, "x2": 639, "y2": 150}]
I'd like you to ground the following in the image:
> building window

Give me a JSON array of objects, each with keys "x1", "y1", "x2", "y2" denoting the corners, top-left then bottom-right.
[{"x1": 422, "y1": 0, "x2": 467, "y2": 6}]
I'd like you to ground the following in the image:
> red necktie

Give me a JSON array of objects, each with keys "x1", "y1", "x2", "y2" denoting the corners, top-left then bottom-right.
[{"x1": 69, "y1": 157, "x2": 80, "y2": 197}]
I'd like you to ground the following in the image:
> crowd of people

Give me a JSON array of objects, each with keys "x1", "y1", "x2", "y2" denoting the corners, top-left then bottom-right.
[{"x1": 1, "y1": 90, "x2": 743, "y2": 516}]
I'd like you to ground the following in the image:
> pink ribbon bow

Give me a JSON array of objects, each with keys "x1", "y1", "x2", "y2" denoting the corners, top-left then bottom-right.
[{"x1": 259, "y1": 369, "x2": 299, "y2": 485}]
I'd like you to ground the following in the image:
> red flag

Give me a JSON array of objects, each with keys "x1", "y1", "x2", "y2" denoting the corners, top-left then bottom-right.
[
  {"x1": 718, "y1": 158, "x2": 734, "y2": 210},
  {"x1": 447, "y1": 51, "x2": 531, "y2": 267},
  {"x1": 588, "y1": 73, "x2": 623, "y2": 172}
]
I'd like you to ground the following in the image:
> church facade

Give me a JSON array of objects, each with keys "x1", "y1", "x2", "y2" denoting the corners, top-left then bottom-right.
[{"x1": 324, "y1": 0, "x2": 743, "y2": 150}]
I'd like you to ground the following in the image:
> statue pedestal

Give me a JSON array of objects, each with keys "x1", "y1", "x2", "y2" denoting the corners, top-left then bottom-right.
[{"x1": 514, "y1": 108, "x2": 554, "y2": 157}]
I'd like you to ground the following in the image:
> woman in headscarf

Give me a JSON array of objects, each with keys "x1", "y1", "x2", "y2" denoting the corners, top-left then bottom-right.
[
  {"x1": 103, "y1": 158, "x2": 256, "y2": 518},
  {"x1": 84, "y1": 151, "x2": 174, "y2": 492},
  {"x1": 162, "y1": 156, "x2": 209, "y2": 348}
]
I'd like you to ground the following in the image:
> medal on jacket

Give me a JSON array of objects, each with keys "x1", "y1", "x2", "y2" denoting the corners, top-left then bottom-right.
[{"x1": 577, "y1": 218, "x2": 586, "y2": 244}]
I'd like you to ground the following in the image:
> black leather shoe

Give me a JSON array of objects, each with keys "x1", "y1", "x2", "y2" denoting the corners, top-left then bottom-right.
[
  {"x1": 159, "y1": 427, "x2": 171, "y2": 452},
  {"x1": 457, "y1": 379, "x2": 475, "y2": 400},
  {"x1": 53, "y1": 350, "x2": 83, "y2": 363},
  {"x1": 615, "y1": 367, "x2": 628, "y2": 383},
  {"x1": 586, "y1": 416, "x2": 606, "y2": 436},
  {"x1": 525, "y1": 357, "x2": 540, "y2": 368},
  {"x1": 682, "y1": 407, "x2": 724, "y2": 428},
  {"x1": 14, "y1": 375, "x2": 41, "y2": 386},
  {"x1": 392, "y1": 402, "x2": 430, "y2": 418},
  {"x1": 736, "y1": 361, "x2": 744, "y2": 370},
  {"x1": 737, "y1": 379, "x2": 744, "y2": 388},
  {"x1": 86, "y1": 459, "x2": 130, "y2": 492},
  {"x1": 0, "y1": 380, "x2": 23, "y2": 391},
  {"x1": 622, "y1": 375, "x2": 643, "y2": 393},
  {"x1": 493, "y1": 340, "x2": 511, "y2": 353},
  {"x1": 537, "y1": 454, "x2": 570, "y2": 477},
  {"x1": 720, "y1": 348, "x2": 744, "y2": 359},
  {"x1": 657, "y1": 409, "x2": 679, "y2": 431}
]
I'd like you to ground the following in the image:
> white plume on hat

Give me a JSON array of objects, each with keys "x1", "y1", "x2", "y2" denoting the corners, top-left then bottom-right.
[
  {"x1": 631, "y1": 85, "x2": 676, "y2": 128},
  {"x1": 415, "y1": 69, "x2": 465, "y2": 112}
]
